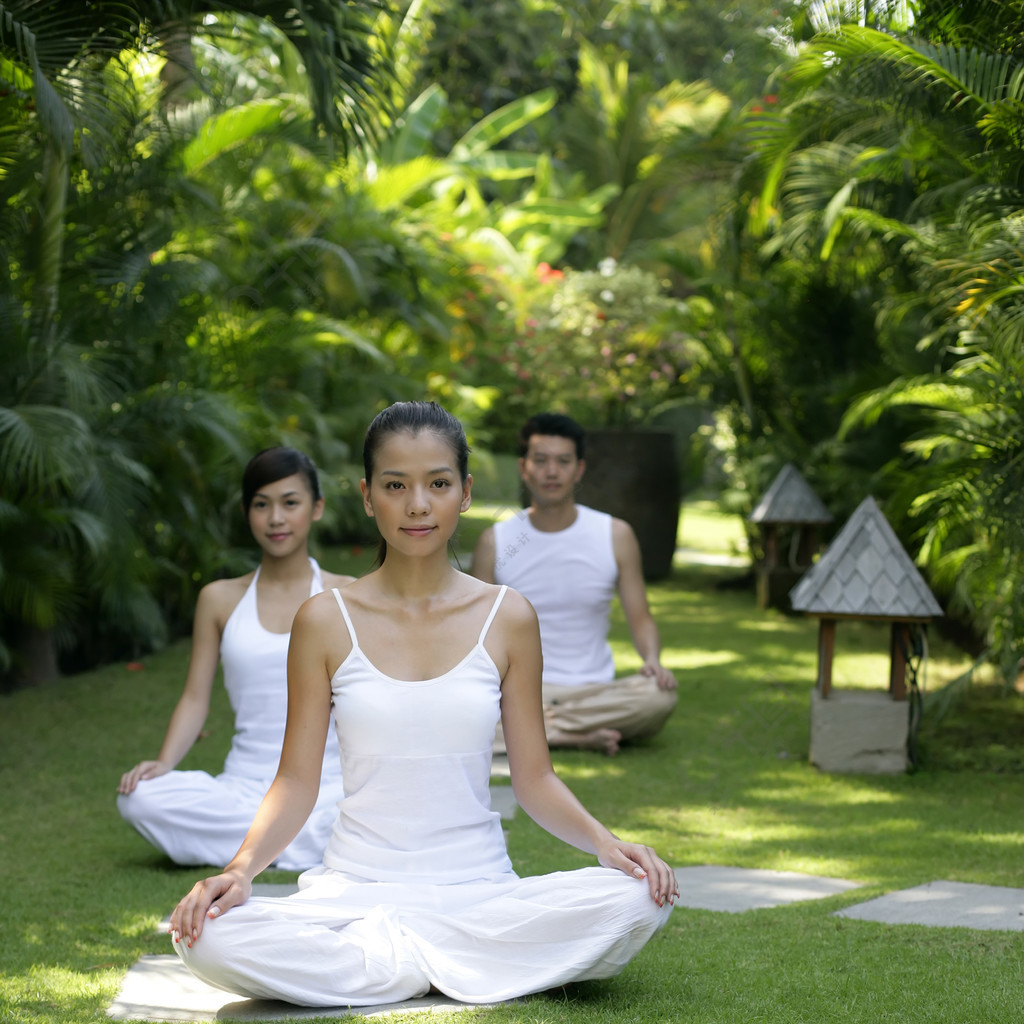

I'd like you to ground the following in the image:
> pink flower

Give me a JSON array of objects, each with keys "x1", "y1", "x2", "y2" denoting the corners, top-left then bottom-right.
[{"x1": 536, "y1": 263, "x2": 564, "y2": 283}]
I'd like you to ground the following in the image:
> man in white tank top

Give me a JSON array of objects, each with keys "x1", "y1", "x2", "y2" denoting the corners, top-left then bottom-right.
[{"x1": 472, "y1": 413, "x2": 677, "y2": 755}]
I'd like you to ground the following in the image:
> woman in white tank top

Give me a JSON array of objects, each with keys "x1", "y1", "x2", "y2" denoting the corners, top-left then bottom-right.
[
  {"x1": 116, "y1": 447, "x2": 353, "y2": 870},
  {"x1": 168, "y1": 405, "x2": 677, "y2": 1008}
]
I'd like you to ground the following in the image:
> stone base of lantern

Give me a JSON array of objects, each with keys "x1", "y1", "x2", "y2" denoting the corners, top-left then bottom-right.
[{"x1": 809, "y1": 688, "x2": 908, "y2": 774}]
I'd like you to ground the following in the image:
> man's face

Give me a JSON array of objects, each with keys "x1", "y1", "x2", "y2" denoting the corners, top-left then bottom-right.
[{"x1": 519, "y1": 434, "x2": 585, "y2": 506}]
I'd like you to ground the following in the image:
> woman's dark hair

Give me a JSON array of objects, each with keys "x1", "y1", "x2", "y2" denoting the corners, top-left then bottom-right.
[
  {"x1": 241, "y1": 447, "x2": 322, "y2": 513},
  {"x1": 517, "y1": 412, "x2": 586, "y2": 459},
  {"x1": 363, "y1": 401, "x2": 470, "y2": 565},
  {"x1": 363, "y1": 401, "x2": 470, "y2": 483}
]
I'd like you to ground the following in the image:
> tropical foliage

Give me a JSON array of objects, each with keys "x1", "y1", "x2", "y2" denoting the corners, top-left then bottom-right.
[
  {"x1": 0, "y1": 0, "x2": 394, "y2": 683},
  {"x1": 715, "y1": 0, "x2": 1024, "y2": 676},
  {"x1": 3, "y1": 0, "x2": 1024, "y2": 690}
]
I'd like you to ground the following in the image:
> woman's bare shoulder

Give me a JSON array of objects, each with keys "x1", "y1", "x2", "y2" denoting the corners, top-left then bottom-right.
[
  {"x1": 488, "y1": 581, "x2": 538, "y2": 630},
  {"x1": 196, "y1": 572, "x2": 253, "y2": 620},
  {"x1": 297, "y1": 587, "x2": 345, "y2": 622},
  {"x1": 322, "y1": 569, "x2": 357, "y2": 590}
]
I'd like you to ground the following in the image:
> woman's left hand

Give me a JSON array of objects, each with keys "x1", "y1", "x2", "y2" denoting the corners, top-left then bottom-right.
[{"x1": 597, "y1": 838, "x2": 678, "y2": 908}]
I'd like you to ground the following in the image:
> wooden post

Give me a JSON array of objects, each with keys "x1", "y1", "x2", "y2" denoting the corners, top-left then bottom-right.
[
  {"x1": 817, "y1": 618, "x2": 836, "y2": 697},
  {"x1": 889, "y1": 623, "x2": 909, "y2": 700}
]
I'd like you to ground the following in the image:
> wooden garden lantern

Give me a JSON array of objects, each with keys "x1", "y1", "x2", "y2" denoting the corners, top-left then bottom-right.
[
  {"x1": 790, "y1": 496, "x2": 943, "y2": 773},
  {"x1": 748, "y1": 463, "x2": 832, "y2": 610}
]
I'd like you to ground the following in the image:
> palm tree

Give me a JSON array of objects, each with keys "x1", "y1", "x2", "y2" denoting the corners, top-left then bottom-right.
[
  {"x1": 736, "y1": 14, "x2": 1024, "y2": 675},
  {"x1": 0, "y1": 0, "x2": 390, "y2": 684},
  {"x1": 554, "y1": 44, "x2": 735, "y2": 265}
]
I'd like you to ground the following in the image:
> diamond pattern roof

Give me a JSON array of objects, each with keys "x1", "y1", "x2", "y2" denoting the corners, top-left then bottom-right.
[
  {"x1": 789, "y1": 496, "x2": 943, "y2": 619},
  {"x1": 749, "y1": 463, "x2": 833, "y2": 524}
]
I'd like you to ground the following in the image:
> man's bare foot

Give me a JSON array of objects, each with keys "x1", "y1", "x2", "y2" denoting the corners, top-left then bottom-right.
[{"x1": 548, "y1": 727, "x2": 622, "y2": 755}]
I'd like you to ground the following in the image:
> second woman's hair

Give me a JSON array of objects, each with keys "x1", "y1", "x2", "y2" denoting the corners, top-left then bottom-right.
[{"x1": 242, "y1": 447, "x2": 322, "y2": 512}]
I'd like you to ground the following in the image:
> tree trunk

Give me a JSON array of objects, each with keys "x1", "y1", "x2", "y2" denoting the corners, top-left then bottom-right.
[{"x1": 19, "y1": 626, "x2": 60, "y2": 687}]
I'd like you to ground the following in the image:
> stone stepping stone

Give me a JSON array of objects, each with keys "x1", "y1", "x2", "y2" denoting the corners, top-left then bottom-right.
[
  {"x1": 107, "y1": 955, "x2": 488, "y2": 1021},
  {"x1": 835, "y1": 880, "x2": 1024, "y2": 931},
  {"x1": 673, "y1": 865, "x2": 861, "y2": 912}
]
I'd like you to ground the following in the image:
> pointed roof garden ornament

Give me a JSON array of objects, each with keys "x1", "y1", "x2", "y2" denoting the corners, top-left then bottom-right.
[
  {"x1": 749, "y1": 463, "x2": 832, "y2": 609},
  {"x1": 749, "y1": 463, "x2": 833, "y2": 526},
  {"x1": 790, "y1": 496, "x2": 942, "y2": 620},
  {"x1": 790, "y1": 495, "x2": 943, "y2": 700}
]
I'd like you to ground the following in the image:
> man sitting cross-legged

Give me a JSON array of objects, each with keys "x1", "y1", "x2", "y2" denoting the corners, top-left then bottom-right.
[{"x1": 472, "y1": 412, "x2": 677, "y2": 755}]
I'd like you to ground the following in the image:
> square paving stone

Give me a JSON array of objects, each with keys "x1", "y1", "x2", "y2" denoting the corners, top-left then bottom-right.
[{"x1": 835, "y1": 880, "x2": 1024, "y2": 931}]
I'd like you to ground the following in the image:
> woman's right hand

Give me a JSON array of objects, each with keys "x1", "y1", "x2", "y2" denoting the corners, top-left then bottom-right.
[
  {"x1": 117, "y1": 759, "x2": 172, "y2": 795},
  {"x1": 170, "y1": 870, "x2": 252, "y2": 947}
]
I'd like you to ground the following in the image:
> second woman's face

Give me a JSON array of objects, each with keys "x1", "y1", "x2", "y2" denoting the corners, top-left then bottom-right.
[
  {"x1": 247, "y1": 472, "x2": 323, "y2": 558},
  {"x1": 360, "y1": 430, "x2": 471, "y2": 556}
]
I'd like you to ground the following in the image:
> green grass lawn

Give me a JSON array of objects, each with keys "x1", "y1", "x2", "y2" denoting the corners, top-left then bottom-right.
[{"x1": 2, "y1": 501, "x2": 1023, "y2": 1023}]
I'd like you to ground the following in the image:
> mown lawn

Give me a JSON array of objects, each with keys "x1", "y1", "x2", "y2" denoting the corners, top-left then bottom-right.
[{"x1": 2, "y1": 501, "x2": 1023, "y2": 1023}]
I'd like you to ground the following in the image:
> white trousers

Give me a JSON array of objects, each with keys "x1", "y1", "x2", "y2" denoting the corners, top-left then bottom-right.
[
  {"x1": 175, "y1": 865, "x2": 671, "y2": 1007},
  {"x1": 495, "y1": 673, "x2": 678, "y2": 753},
  {"x1": 117, "y1": 769, "x2": 341, "y2": 871}
]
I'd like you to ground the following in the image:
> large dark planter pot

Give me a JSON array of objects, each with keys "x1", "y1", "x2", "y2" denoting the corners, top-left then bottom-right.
[{"x1": 575, "y1": 429, "x2": 681, "y2": 580}]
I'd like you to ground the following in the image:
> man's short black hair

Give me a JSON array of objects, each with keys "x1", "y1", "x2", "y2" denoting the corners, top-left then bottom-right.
[{"x1": 518, "y1": 413, "x2": 586, "y2": 460}]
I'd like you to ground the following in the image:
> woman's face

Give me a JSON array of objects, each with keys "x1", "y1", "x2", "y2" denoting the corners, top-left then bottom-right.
[
  {"x1": 247, "y1": 472, "x2": 324, "y2": 558},
  {"x1": 360, "y1": 430, "x2": 471, "y2": 558}
]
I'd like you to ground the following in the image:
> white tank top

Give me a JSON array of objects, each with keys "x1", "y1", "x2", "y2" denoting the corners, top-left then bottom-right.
[
  {"x1": 322, "y1": 586, "x2": 514, "y2": 884},
  {"x1": 493, "y1": 505, "x2": 617, "y2": 686},
  {"x1": 219, "y1": 558, "x2": 341, "y2": 784}
]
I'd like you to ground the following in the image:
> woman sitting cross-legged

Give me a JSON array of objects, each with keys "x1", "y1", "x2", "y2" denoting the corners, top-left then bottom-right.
[
  {"x1": 117, "y1": 446, "x2": 352, "y2": 871},
  {"x1": 169, "y1": 402, "x2": 676, "y2": 1007}
]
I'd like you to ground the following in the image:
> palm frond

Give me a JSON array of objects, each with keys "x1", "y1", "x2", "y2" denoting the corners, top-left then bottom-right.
[{"x1": 0, "y1": 403, "x2": 92, "y2": 496}]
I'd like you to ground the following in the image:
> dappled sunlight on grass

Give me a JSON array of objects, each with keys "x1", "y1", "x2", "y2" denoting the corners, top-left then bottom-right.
[
  {"x1": 4, "y1": 506, "x2": 1023, "y2": 1024},
  {"x1": 113, "y1": 912, "x2": 165, "y2": 940},
  {"x1": 831, "y1": 651, "x2": 895, "y2": 690},
  {"x1": 664, "y1": 790, "x2": 1022, "y2": 886},
  {"x1": 1, "y1": 964, "x2": 118, "y2": 1020},
  {"x1": 552, "y1": 760, "x2": 628, "y2": 782},
  {"x1": 740, "y1": 617, "x2": 808, "y2": 633},
  {"x1": 934, "y1": 829, "x2": 1024, "y2": 848},
  {"x1": 743, "y1": 779, "x2": 907, "y2": 806},
  {"x1": 678, "y1": 501, "x2": 748, "y2": 555},
  {"x1": 663, "y1": 648, "x2": 743, "y2": 669}
]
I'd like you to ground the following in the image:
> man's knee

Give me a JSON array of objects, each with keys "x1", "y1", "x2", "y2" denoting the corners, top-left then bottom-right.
[{"x1": 618, "y1": 674, "x2": 676, "y2": 738}]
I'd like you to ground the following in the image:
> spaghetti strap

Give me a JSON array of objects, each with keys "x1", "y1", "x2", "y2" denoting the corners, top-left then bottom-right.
[
  {"x1": 331, "y1": 588, "x2": 358, "y2": 647},
  {"x1": 476, "y1": 585, "x2": 508, "y2": 645}
]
